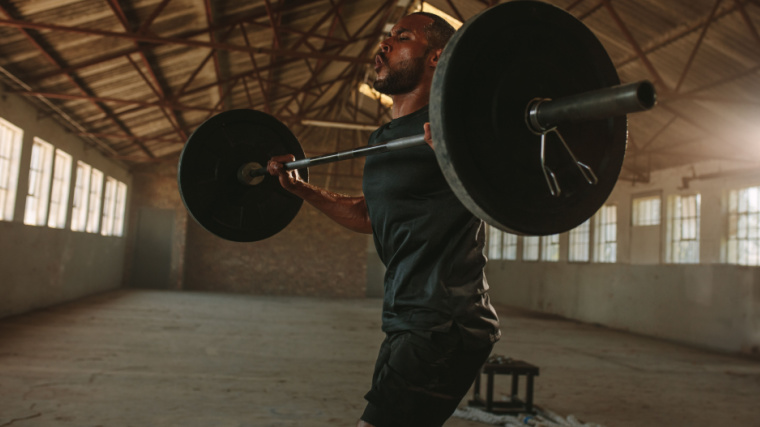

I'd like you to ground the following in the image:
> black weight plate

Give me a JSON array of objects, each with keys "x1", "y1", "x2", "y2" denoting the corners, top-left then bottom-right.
[
  {"x1": 430, "y1": 0, "x2": 627, "y2": 236},
  {"x1": 178, "y1": 109, "x2": 308, "y2": 242}
]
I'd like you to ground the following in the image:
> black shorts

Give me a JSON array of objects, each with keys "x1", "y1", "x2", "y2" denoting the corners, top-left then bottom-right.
[{"x1": 360, "y1": 326, "x2": 493, "y2": 427}]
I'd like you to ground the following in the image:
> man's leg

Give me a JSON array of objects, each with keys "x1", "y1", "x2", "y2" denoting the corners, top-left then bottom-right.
[{"x1": 359, "y1": 328, "x2": 492, "y2": 427}]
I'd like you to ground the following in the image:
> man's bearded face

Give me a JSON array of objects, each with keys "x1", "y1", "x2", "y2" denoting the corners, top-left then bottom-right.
[{"x1": 373, "y1": 54, "x2": 427, "y2": 95}]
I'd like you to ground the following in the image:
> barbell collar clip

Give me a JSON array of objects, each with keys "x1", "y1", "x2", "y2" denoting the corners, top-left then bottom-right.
[{"x1": 540, "y1": 128, "x2": 600, "y2": 197}]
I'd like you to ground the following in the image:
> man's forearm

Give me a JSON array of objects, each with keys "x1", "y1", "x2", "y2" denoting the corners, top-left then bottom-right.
[{"x1": 288, "y1": 180, "x2": 372, "y2": 234}]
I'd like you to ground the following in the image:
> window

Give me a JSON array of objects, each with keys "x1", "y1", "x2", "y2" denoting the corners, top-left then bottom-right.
[
  {"x1": 726, "y1": 187, "x2": 759, "y2": 265},
  {"x1": 666, "y1": 194, "x2": 700, "y2": 264},
  {"x1": 47, "y1": 149, "x2": 72, "y2": 229},
  {"x1": 24, "y1": 138, "x2": 54, "y2": 226},
  {"x1": 487, "y1": 225, "x2": 517, "y2": 260},
  {"x1": 523, "y1": 236, "x2": 539, "y2": 261},
  {"x1": 71, "y1": 161, "x2": 91, "y2": 232},
  {"x1": 568, "y1": 219, "x2": 590, "y2": 262},
  {"x1": 101, "y1": 177, "x2": 117, "y2": 236},
  {"x1": 594, "y1": 205, "x2": 617, "y2": 263},
  {"x1": 101, "y1": 177, "x2": 127, "y2": 237},
  {"x1": 86, "y1": 168, "x2": 103, "y2": 233},
  {"x1": 488, "y1": 226, "x2": 501, "y2": 258},
  {"x1": 541, "y1": 234, "x2": 559, "y2": 261},
  {"x1": 0, "y1": 117, "x2": 23, "y2": 221},
  {"x1": 502, "y1": 233, "x2": 517, "y2": 260},
  {"x1": 632, "y1": 195, "x2": 661, "y2": 226},
  {"x1": 113, "y1": 181, "x2": 127, "y2": 236}
]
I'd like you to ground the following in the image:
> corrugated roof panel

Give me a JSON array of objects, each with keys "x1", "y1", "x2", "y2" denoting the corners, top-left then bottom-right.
[{"x1": 0, "y1": 0, "x2": 755, "y2": 188}]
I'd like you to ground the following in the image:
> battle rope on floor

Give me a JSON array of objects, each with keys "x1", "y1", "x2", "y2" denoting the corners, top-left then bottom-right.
[{"x1": 453, "y1": 406, "x2": 606, "y2": 427}]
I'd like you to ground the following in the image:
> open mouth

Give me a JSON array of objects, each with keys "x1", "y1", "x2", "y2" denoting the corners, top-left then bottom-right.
[{"x1": 374, "y1": 54, "x2": 384, "y2": 71}]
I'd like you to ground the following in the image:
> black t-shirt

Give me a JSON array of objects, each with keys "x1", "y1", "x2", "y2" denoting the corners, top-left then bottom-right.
[{"x1": 362, "y1": 106, "x2": 500, "y2": 345}]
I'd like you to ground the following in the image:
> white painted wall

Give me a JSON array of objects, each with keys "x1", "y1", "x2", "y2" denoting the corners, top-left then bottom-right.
[
  {"x1": 486, "y1": 160, "x2": 760, "y2": 355},
  {"x1": 0, "y1": 86, "x2": 131, "y2": 318}
]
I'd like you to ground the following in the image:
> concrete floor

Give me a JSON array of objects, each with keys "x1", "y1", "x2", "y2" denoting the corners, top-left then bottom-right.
[{"x1": 0, "y1": 290, "x2": 758, "y2": 427}]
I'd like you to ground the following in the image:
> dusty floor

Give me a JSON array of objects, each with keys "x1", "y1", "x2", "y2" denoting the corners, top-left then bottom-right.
[{"x1": 0, "y1": 290, "x2": 758, "y2": 427}]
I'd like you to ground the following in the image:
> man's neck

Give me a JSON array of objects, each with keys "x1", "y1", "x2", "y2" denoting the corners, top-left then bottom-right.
[{"x1": 391, "y1": 85, "x2": 431, "y2": 119}]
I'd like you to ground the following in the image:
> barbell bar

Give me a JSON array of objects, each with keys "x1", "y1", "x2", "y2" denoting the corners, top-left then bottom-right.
[
  {"x1": 178, "y1": 0, "x2": 658, "y2": 242},
  {"x1": 238, "y1": 80, "x2": 655, "y2": 184}
]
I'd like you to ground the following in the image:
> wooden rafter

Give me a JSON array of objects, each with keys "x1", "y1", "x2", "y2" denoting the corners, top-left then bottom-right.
[
  {"x1": 674, "y1": 0, "x2": 723, "y2": 92},
  {"x1": 600, "y1": 0, "x2": 667, "y2": 90},
  {"x1": 0, "y1": 2, "x2": 154, "y2": 158},
  {"x1": 107, "y1": 0, "x2": 188, "y2": 142},
  {"x1": 0, "y1": 16, "x2": 371, "y2": 65}
]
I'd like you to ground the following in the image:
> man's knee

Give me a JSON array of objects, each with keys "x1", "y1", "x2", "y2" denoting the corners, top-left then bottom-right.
[{"x1": 356, "y1": 420, "x2": 375, "y2": 427}]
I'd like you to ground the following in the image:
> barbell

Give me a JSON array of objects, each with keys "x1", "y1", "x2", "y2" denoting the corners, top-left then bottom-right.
[{"x1": 177, "y1": 0, "x2": 657, "y2": 242}]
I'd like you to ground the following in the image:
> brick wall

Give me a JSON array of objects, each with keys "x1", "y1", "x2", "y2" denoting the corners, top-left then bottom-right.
[
  {"x1": 127, "y1": 159, "x2": 367, "y2": 297},
  {"x1": 124, "y1": 161, "x2": 188, "y2": 290}
]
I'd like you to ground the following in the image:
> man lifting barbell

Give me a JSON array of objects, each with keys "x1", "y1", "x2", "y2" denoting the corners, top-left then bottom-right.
[
  {"x1": 267, "y1": 12, "x2": 500, "y2": 427},
  {"x1": 177, "y1": 1, "x2": 658, "y2": 425},
  {"x1": 178, "y1": 2, "x2": 654, "y2": 243}
]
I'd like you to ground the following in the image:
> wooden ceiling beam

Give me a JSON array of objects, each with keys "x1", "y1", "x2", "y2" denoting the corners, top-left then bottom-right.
[
  {"x1": 0, "y1": 16, "x2": 372, "y2": 65},
  {"x1": 240, "y1": 23, "x2": 272, "y2": 113},
  {"x1": 734, "y1": 0, "x2": 760, "y2": 53},
  {"x1": 674, "y1": 0, "x2": 723, "y2": 92},
  {"x1": 0, "y1": 3, "x2": 154, "y2": 158},
  {"x1": 137, "y1": 0, "x2": 172, "y2": 34},
  {"x1": 444, "y1": 0, "x2": 466, "y2": 22},
  {"x1": 600, "y1": 0, "x2": 668, "y2": 91},
  {"x1": 12, "y1": 90, "x2": 217, "y2": 112},
  {"x1": 615, "y1": 1, "x2": 745, "y2": 68},
  {"x1": 107, "y1": 0, "x2": 188, "y2": 141},
  {"x1": 203, "y1": 0, "x2": 225, "y2": 104},
  {"x1": 288, "y1": 0, "x2": 349, "y2": 53}
]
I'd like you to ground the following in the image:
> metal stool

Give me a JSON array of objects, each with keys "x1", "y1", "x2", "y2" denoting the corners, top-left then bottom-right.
[{"x1": 469, "y1": 356, "x2": 540, "y2": 414}]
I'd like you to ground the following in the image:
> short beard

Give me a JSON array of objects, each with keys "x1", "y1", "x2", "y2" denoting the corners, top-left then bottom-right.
[{"x1": 373, "y1": 56, "x2": 426, "y2": 95}]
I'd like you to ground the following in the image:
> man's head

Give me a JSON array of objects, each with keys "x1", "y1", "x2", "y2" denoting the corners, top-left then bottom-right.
[
  {"x1": 409, "y1": 12, "x2": 456, "y2": 52},
  {"x1": 373, "y1": 12, "x2": 456, "y2": 96}
]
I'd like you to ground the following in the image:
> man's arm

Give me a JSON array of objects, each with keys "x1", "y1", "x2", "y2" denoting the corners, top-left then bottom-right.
[
  {"x1": 423, "y1": 122, "x2": 434, "y2": 149},
  {"x1": 267, "y1": 155, "x2": 373, "y2": 234}
]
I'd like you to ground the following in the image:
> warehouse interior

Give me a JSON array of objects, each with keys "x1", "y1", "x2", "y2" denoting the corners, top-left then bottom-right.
[{"x1": 0, "y1": 0, "x2": 759, "y2": 426}]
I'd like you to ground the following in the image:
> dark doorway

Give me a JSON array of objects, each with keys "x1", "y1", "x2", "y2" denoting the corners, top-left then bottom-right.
[{"x1": 130, "y1": 208, "x2": 174, "y2": 289}]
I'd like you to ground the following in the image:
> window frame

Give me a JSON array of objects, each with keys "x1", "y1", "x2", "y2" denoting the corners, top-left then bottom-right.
[
  {"x1": 594, "y1": 204, "x2": 617, "y2": 263},
  {"x1": 632, "y1": 194, "x2": 662, "y2": 227},
  {"x1": 568, "y1": 219, "x2": 591, "y2": 263},
  {"x1": 24, "y1": 138, "x2": 55, "y2": 226},
  {"x1": 523, "y1": 236, "x2": 540, "y2": 261},
  {"x1": 112, "y1": 181, "x2": 127, "y2": 237},
  {"x1": 101, "y1": 176, "x2": 117, "y2": 236},
  {"x1": 0, "y1": 117, "x2": 23, "y2": 221},
  {"x1": 71, "y1": 161, "x2": 92, "y2": 232},
  {"x1": 501, "y1": 232, "x2": 518, "y2": 261},
  {"x1": 100, "y1": 177, "x2": 128, "y2": 237},
  {"x1": 487, "y1": 225, "x2": 518, "y2": 261},
  {"x1": 47, "y1": 148, "x2": 72, "y2": 229},
  {"x1": 541, "y1": 234, "x2": 560, "y2": 262},
  {"x1": 666, "y1": 194, "x2": 701, "y2": 264},
  {"x1": 725, "y1": 187, "x2": 759, "y2": 266},
  {"x1": 86, "y1": 168, "x2": 103, "y2": 233}
]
